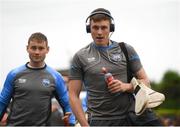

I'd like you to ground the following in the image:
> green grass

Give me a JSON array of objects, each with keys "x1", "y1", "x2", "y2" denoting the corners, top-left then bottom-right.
[{"x1": 155, "y1": 109, "x2": 180, "y2": 116}]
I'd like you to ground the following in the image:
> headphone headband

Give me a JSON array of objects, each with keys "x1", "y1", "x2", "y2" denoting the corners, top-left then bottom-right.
[{"x1": 85, "y1": 11, "x2": 114, "y2": 23}]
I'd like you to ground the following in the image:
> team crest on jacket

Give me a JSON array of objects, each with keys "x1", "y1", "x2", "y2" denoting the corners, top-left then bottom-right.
[
  {"x1": 108, "y1": 49, "x2": 123, "y2": 62},
  {"x1": 42, "y1": 79, "x2": 50, "y2": 87},
  {"x1": 109, "y1": 53, "x2": 122, "y2": 62}
]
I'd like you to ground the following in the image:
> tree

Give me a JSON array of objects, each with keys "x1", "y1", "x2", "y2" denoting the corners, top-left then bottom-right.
[{"x1": 158, "y1": 70, "x2": 180, "y2": 109}]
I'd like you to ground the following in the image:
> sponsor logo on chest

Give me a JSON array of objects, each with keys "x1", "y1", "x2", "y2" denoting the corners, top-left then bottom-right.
[
  {"x1": 18, "y1": 78, "x2": 27, "y2": 83},
  {"x1": 87, "y1": 57, "x2": 96, "y2": 63}
]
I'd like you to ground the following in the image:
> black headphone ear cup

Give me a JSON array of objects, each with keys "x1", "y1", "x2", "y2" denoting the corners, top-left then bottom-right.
[
  {"x1": 86, "y1": 25, "x2": 91, "y2": 33},
  {"x1": 110, "y1": 24, "x2": 115, "y2": 32}
]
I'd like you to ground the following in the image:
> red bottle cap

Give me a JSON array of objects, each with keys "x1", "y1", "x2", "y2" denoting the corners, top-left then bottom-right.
[{"x1": 102, "y1": 67, "x2": 107, "y2": 74}]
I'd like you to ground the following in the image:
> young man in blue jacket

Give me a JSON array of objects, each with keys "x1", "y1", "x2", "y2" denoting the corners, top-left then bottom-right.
[{"x1": 0, "y1": 32, "x2": 75, "y2": 126}]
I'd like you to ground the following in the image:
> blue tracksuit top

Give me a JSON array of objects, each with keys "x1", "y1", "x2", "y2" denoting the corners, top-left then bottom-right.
[{"x1": 0, "y1": 63, "x2": 75, "y2": 125}]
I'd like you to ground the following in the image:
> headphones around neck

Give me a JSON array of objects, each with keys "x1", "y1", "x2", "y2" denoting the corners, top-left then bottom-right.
[{"x1": 85, "y1": 8, "x2": 115, "y2": 33}]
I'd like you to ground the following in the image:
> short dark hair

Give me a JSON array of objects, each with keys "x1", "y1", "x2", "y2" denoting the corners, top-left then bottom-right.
[{"x1": 28, "y1": 32, "x2": 48, "y2": 45}]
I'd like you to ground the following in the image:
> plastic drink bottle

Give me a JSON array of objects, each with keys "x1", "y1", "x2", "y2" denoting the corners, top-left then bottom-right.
[{"x1": 102, "y1": 67, "x2": 114, "y2": 84}]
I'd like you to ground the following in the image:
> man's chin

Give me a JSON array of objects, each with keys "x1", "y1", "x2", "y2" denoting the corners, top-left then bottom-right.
[
  {"x1": 95, "y1": 40, "x2": 107, "y2": 46},
  {"x1": 32, "y1": 59, "x2": 44, "y2": 63}
]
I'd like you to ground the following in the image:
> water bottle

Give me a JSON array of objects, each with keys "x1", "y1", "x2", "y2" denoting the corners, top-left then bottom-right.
[
  {"x1": 102, "y1": 67, "x2": 114, "y2": 84},
  {"x1": 102, "y1": 67, "x2": 120, "y2": 96}
]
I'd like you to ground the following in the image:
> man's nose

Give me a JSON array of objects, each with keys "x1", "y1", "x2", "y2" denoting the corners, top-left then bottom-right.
[
  {"x1": 34, "y1": 49, "x2": 40, "y2": 54},
  {"x1": 97, "y1": 28, "x2": 103, "y2": 34}
]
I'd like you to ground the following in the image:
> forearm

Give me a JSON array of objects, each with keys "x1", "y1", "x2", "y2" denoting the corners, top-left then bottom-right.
[
  {"x1": 0, "y1": 81, "x2": 13, "y2": 120},
  {"x1": 68, "y1": 80, "x2": 89, "y2": 126},
  {"x1": 135, "y1": 67, "x2": 151, "y2": 88},
  {"x1": 69, "y1": 95, "x2": 88, "y2": 126},
  {"x1": 0, "y1": 101, "x2": 6, "y2": 121},
  {"x1": 138, "y1": 78, "x2": 151, "y2": 88},
  {"x1": 124, "y1": 83, "x2": 134, "y2": 93},
  {"x1": 123, "y1": 78, "x2": 150, "y2": 93}
]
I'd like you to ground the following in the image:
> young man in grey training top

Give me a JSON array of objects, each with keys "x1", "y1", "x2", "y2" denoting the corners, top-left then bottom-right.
[{"x1": 68, "y1": 8, "x2": 161, "y2": 126}]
